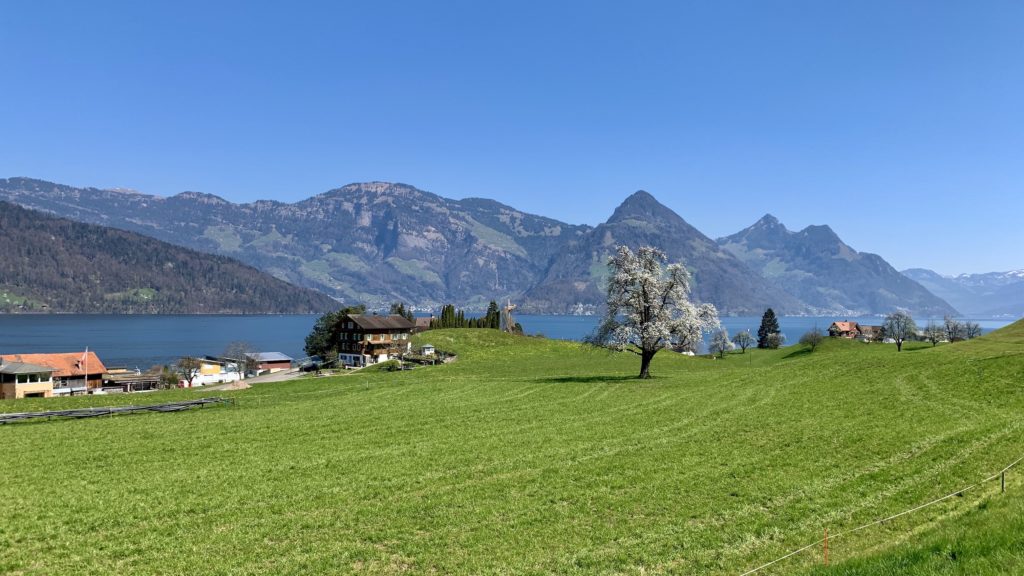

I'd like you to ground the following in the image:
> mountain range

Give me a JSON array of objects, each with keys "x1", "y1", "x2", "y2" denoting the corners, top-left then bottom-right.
[
  {"x1": 718, "y1": 215, "x2": 955, "y2": 316},
  {"x1": 0, "y1": 201, "x2": 338, "y2": 314},
  {"x1": 900, "y1": 268, "x2": 1024, "y2": 317},
  {"x1": 0, "y1": 177, "x2": 974, "y2": 316}
]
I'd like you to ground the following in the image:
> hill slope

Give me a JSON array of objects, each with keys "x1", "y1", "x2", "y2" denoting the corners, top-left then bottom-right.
[
  {"x1": 0, "y1": 201, "x2": 339, "y2": 313},
  {"x1": 523, "y1": 192, "x2": 807, "y2": 314},
  {"x1": 902, "y1": 268, "x2": 1024, "y2": 317},
  {"x1": 718, "y1": 214, "x2": 957, "y2": 316},
  {"x1": 4, "y1": 321, "x2": 1022, "y2": 574}
]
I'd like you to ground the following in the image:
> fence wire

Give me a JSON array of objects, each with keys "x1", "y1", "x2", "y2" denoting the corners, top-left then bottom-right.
[
  {"x1": 0, "y1": 397, "x2": 232, "y2": 425},
  {"x1": 740, "y1": 452, "x2": 1024, "y2": 575}
]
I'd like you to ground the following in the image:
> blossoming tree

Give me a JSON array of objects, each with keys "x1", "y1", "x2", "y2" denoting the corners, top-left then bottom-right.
[{"x1": 588, "y1": 246, "x2": 720, "y2": 378}]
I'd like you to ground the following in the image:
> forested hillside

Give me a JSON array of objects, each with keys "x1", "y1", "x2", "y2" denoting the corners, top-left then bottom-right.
[{"x1": 0, "y1": 202, "x2": 338, "y2": 313}]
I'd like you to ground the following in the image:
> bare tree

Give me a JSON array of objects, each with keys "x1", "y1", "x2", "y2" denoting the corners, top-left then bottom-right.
[
  {"x1": 223, "y1": 341, "x2": 256, "y2": 379},
  {"x1": 964, "y1": 321, "x2": 982, "y2": 340},
  {"x1": 157, "y1": 365, "x2": 180, "y2": 390},
  {"x1": 588, "y1": 246, "x2": 719, "y2": 379},
  {"x1": 799, "y1": 327, "x2": 824, "y2": 352},
  {"x1": 884, "y1": 310, "x2": 917, "y2": 352},
  {"x1": 944, "y1": 315, "x2": 964, "y2": 343},
  {"x1": 765, "y1": 332, "x2": 786, "y2": 350},
  {"x1": 710, "y1": 328, "x2": 734, "y2": 358},
  {"x1": 924, "y1": 322, "x2": 944, "y2": 346},
  {"x1": 176, "y1": 356, "x2": 202, "y2": 387},
  {"x1": 732, "y1": 330, "x2": 754, "y2": 353}
]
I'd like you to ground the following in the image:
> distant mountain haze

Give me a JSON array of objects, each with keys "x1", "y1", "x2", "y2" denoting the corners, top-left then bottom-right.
[
  {"x1": 901, "y1": 268, "x2": 1024, "y2": 317},
  {"x1": 0, "y1": 177, "x2": 962, "y2": 316}
]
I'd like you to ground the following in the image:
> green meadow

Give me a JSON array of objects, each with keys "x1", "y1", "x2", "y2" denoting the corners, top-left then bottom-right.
[{"x1": 2, "y1": 323, "x2": 1024, "y2": 575}]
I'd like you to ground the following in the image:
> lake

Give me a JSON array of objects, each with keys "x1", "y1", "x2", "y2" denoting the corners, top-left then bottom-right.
[{"x1": 0, "y1": 314, "x2": 1014, "y2": 369}]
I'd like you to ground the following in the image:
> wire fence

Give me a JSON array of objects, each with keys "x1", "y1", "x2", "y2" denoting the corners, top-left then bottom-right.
[
  {"x1": 0, "y1": 397, "x2": 233, "y2": 425},
  {"x1": 740, "y1": 452, "x2": 1024, "y2": 575}
]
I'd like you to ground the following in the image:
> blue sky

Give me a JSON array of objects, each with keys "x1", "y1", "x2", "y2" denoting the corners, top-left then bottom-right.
[{"x1": 2, "y1": 1, "x2": 1021, "y2": 275}]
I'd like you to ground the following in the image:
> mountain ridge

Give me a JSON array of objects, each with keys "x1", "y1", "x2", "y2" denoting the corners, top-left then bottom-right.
[
  {"x1": 717, "y1": 214, "x2": 957, "y2": 317},
  {"x1": 0, "y1": 176, "x2": 963, "y2": 316}
]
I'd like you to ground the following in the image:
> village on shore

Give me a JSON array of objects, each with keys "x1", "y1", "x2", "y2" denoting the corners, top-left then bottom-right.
[
  {"x1": 1, "y1": 301, "x2": 977, "y2": 401},
  {"x1": 0, "y1": 312, "x2": 446, "y2": 400}
]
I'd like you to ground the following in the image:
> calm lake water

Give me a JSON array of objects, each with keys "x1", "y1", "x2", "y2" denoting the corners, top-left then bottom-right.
[{"x1": 0, "y1": 314, "x2": 1014, "y2": 369}]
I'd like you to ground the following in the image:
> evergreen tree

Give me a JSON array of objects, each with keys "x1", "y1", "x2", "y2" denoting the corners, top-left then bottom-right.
[
  {"x1": 389, "y1": 302, "x2": 414, "y2": 322},
  {"x1": 485, "y1": 301, "x2": 500, "y2": 329},
  {"x1": 304, "y1": 304, "x2": 366, "y2": 358},
  {"x1": 757, "y1": 308, "x2": 780, "y2": 349}
]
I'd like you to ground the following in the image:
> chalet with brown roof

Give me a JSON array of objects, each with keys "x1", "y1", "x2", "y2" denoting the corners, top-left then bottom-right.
[
  {"x1": 0, "y1": 351, "x2": 106, "y2": 396},
  {"x1": 337, "y1": 314, "x2": 415, "y2": 367},
  {"x1": 828, "y1": 321, "x2": 884, "y2": 342},
  {"x1": 828, "y1": 321, "x2": 860, "y2": 338}
]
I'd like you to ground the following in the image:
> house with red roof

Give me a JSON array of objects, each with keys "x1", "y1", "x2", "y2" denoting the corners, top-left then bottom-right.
[{"x1": 0, "y1": 351, "x2": 106, "y2": 396}]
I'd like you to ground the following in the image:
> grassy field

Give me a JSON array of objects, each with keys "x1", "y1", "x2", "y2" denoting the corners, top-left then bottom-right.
[{"x1": 2, "y1": 323, "x2": 1024, "y2": 575}]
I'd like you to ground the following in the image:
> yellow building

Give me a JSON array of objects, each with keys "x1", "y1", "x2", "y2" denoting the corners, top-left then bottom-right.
[{"x1": 0, "y1": 361, "x2": 55, "y2": 399}]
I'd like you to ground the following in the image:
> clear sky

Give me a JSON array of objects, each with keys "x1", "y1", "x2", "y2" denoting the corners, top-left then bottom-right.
[{"x1": 2, "y1": 1, "x2": 1021, "y2": 275}]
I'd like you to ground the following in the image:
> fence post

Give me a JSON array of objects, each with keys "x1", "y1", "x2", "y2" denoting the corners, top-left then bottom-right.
[
  {"x1": 824, "y1": 528, "x2": 829, "y2": 566},
  {"x1": 1002, "y1": 471, "x2": 1006, "y2": 494}
]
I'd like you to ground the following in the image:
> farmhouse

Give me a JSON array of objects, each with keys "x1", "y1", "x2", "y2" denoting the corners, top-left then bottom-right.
[
  {"x1": 857, "y1": 325, "x2": 883, "y2": 342},
  {"x1": 0, "y1": 351, "x2": 106, "y2": 395},
  {"x1": 413, "y1": 316, "x2": 433, "y2": 334},
  {"x1": 828, "y1": 321, "x2": 860, "y2": 338},
  {"x1": 337, "y1": 314, "x2": 415, "y2": 367},
  {"x1": 0, "y1": 360, "x2": 54, "y2": 399},
  {"x1": 828, "y1": 321, "x2": 884, "y2": 342}
]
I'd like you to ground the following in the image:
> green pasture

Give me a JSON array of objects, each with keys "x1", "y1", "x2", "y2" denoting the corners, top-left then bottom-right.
[{"x1": 2, "y1": 322, "x2": 1023, "y2": 575}]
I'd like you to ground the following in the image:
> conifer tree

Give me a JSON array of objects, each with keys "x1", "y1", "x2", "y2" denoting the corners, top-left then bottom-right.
[{"x1": 757, "y1": 308, "x2": 781, "y2": 349}]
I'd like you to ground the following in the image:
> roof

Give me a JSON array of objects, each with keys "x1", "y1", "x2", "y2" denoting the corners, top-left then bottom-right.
[
  {"x1": 0, "y1": 352, "x2": 106, "y2": 377},
  {"x1": 830, "y1": 321, "x2": 858, "y2": 332},
  {"x1": 859, "y1": 325, "x2": 882, "y2": 333},
  {"x1": 347, "y1": 314, "x2": 416, "y2": 330},
  {"x1": 246, "y1": 352, "x2": 293, "y2": 362},
  {"x1": 414, "y1": 317, "x2": 433, "y2": 328},
  {"x1": 0, "y1": 361, "x2": 55, "y2": 375}
]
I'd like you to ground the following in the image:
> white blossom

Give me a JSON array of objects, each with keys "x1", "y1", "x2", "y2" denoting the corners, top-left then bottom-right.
[{"x1": 590, "y1": 246, "x2": 719, "y2": 377}]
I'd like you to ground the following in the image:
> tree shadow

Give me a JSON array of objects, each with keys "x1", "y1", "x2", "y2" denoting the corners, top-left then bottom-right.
[
  {"x1": 782, "y1": 347, "x2": 813, "y2": 359},
  {"x1": 535, "y1": 375, "x2": 642, "y2": 384}
]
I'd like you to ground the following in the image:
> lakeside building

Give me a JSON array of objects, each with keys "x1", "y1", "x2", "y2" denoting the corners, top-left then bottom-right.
[
  {"x1": 183, "y1": 357, "x2": 244, "y2": 387},
  {"x1": 337, "y1": 314, "x2": 415, "y2": 367},
  {"x1": 246, "y1": 352, "x2": 293, "y2": 373},
  {"x1": 0, "y1": 360, "x2": 55, "y2": 399},
  {"x1": 828, "y1": 321, "x2": 884, "y2": 342},
  {"x1": 0, "y1": 351, "x2": 106, "y2": 395}
]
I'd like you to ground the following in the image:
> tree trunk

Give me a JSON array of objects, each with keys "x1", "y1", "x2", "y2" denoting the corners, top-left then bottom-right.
[
  {"x1": 638, "y1": 348, "x2": 656, "y2": 379},
  {"x1": 896, "y1": 340, "x2": 903, "y2": 352}
]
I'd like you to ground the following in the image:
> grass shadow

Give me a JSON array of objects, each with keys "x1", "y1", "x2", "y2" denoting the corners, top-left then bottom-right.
[{"x1": 536, "y1": 375, "x2": 642, "y2": 384}]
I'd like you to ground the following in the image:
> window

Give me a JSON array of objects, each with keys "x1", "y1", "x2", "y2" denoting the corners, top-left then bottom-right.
[{"x1": 17, "y1": 374, "x2": 27, "y2": 384}]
